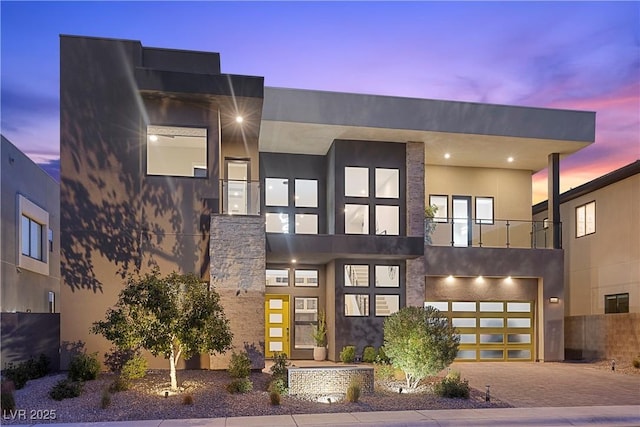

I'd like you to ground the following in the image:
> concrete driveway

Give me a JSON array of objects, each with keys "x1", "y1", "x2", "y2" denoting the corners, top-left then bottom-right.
[{"x1": 451, "y1": 362, "x2": 640, "y2": 407}]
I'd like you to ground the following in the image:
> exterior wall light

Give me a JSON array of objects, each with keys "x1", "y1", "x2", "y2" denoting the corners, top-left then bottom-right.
[
  {"x1": 444, "y1": 153, "x2": 451, "y2": 159},
  {"x1": 475, "y1": 276, "x2": 484, "y2": 284},
  {"x1": 549, "y1": 297, "x2": 559, "y2": 303},
  {"x1": 445, "y1": 275, "x2": 454, "y2": 283},
  {"x1": 149, "y1": 134, "x2": 158, "y2": 142},
  {"x1": 235, "y1": 116, "x2": 244, "y2": 123},
  {"x1": 507, "y1": 156, "x2": 514, "y2": 163}
]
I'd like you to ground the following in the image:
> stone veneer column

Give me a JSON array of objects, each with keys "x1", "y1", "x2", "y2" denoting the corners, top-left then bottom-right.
[
  {"x1": 209, "y1": 215, "x2": 265, "y2": 370},
  {"x1": 406, "y1": 142, "x2": 426, "y2": 307}
]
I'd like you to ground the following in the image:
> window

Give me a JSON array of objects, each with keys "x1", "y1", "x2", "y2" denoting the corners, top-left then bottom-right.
[
  {"x1": 605, "y1": 293, "x2": 629, "y2": 314},
  {"x1": 375, "y1": 265, "x2": 399, "y2": 287},
  {"x1": 375, "y1": 205, "x2": 399, "y2": 235},
  {"x1": 375, "y1": 295, "x2": 399, "y2": 316},
  {"x1": 295, "y1": 214, "x2": 318, "y2": 234},
  {"x1": 265, "y1": 178, "x2": 289, "y2": 206},
  {"x1": 265, "y1": 212, "x2": 289, "y2": 233},
  {"x1": 429, "y1": 195, "x2": 448, "y2": 222},
  {"x1": 345, "y1": 265, "x2": 369, "y2": 287},
  {"x1": 295, "y1": 179, "x2": 318, "y2": 207},
  {"x1": 21, "y1": 215, "x2": 43, "y2": 260},
  {"x1": 294, "y1": 297, "x2": 318, "y2": 349},
  {"x1": 345, "y1": 294, "x2": 369, "y2": 316},
  {"x1": 295, "y1": 270, "x2": 318, "y2": 287},
  {"x1": 576, "y1": 201, "x2": 596, "y2": 237},
  {"x1": 475, "y1": 197, "x2": 494, "y2": 225},
  {"x1": 345, "y1": 204, "x2": 369, "y2": 234},
  {"x1": 345, "y1": 167, "x2": 369, "y2": 197},
  {"x1": 375, "y1": 168, "x2": 399, "y2": 198},
  {"x1": 147, "y1": 125, "x2": 207, "y2": 177},
  {"x1": 266, "y1": 269, "x2": 289, "y2": 287},
  {"x1": 18, "y1": 195, "x2": 49, "y2": 275}
]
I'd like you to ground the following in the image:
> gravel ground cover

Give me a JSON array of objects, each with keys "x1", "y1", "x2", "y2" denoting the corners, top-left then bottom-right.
[{"x1": 4, "y1": 369, "x2": 508, "y2": 424}]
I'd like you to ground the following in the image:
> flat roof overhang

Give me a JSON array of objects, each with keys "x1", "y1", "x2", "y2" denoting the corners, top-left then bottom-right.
[
  {"x1": 266, "y1": 234, "x2": 424, "y2": 264},
  {"x1": 260, "y1": 87, "x2": 596, "y2": 173}
]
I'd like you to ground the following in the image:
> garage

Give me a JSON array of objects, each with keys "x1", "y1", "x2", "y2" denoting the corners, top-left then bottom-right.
[{"x1": 425, "y1": 300, "x2": 534, "y2": 361}]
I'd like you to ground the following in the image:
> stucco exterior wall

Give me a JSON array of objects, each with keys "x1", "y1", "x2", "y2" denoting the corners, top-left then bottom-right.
[{"x1": 565, "y1": 313, "x2": 640, "y2": 363}]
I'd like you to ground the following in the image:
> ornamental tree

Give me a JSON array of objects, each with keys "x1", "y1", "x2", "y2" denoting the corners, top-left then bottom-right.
[
  {"x1": 92, "y1": 270, "x2": 232, "y2": 390},
  {"x1": 383, "y1": 306, "x2": 459, "y2": 389}
]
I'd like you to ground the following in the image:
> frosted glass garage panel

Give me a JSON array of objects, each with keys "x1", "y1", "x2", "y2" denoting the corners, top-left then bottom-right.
[
  {"x1": 452, "y1": 302, "x2": 476, "y2": 312},
  {"x1": 480, "y1": 334, "x2": 504, "y2": 344},
  {"x1": 457, "y1": 350, "x2": 476, "y2": 360},
  {"x1": 507, "y1": 302, "x2": 531, "y2": 312},
  {"x1": 507, "y1": 318, "x2": 531, "y2": 328},
  {"x1": 480, "y1": 302, "x2": 504, "y2": 312},
  {"x1": 508, "y1": 334, "x2": 531, "y2": 344},
  {"x1": 480, "y1": 350, "x2": 504, "y2": 359},
  {"x1": 452, "y1": 318, "x2": 476, "y2": 328},
  {"x1": 480, "y1": 318, "x2": 504, "y2": 328},
  {"x1": 459, "y1": 334, "x2": 476, "y2": 344},
  {"x1": 425, "y1": 301, "x2": 448, "y2": 311},
  {"x1": 508, "y1": 349, "x2": 531, "y2": 359}
]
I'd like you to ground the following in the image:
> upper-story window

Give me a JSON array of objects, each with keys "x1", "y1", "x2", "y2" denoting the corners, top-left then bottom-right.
[
  {"x1": 21, "y1": 215, "x2": 43, "y2": 260},
  {"x1": 429, "y1": 195, "x2": 448, "y2": 222},
  {"x1": 147, "y1": 125, "x2": 207, "y2": 177},
  {"x1": 576, "y1": 201, "x2": 595, "y2": 238},
  {"x1": 265, "y1": 177, "x2": 319, "y2": 234},
  {"x1": 18, "y1": 195, "x2": 50, "y2": 275},
  {"x1": 375, "y1": 168, "x2": 399, "y2": 198},
  {"x1": 265, "y1": 178, "x2": 289, "y2": 206},
  {"x1": 604, "y1": 293, "x2": 628, "y2": 314},
  {"x1": 345, "y1": 204, "x2": 369, "y2": 234},
  {"x1": 295, "y1": 179, "x2": 318, "y2": 207},
  {"x1": 345, "y1": 167, "x2": 369, "y2": 197},
  {"x1": 475, "y1": 197, "x2": 494, "y2": 225}
]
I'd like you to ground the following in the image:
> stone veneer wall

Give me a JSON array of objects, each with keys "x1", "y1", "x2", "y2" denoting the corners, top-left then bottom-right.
[
  {"x1": 288, "y1": 366, "x2": 374, "y2": 395},
  {"x1": 406, "y1": 142, "x2": 426, "y2": 307},
  {"x1": 565, "y1": 313, "x2": 640, "y2": 363},
  {"x1": 209, "y1": 215, "x2": 265, "y2": 370}
]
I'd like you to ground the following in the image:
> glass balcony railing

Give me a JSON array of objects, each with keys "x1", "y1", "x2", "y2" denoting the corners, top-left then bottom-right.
[
  {"x1": 220, "y1": 180, "x2": 260, "y2": 215},
  {"x1": 425, "y1": 218, "x2": 561, "y2": 249}
]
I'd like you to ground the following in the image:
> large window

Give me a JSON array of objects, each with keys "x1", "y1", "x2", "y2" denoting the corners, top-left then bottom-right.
[
  {"x1": 147, "y1": 125, "x2": 207, "y2": 177},
  {"x1": 265, "y1": 178, "x2": 289, "y2": 206},
  {"x1": 576, "y1": 201, "x2": 596, "y2": 237},
  {"x1": 294, "y1": 297, "x2": 318, "y2": 349},
  {"x1": 429, "y1": 195, "x2": 448, "y2": 222},
  {"x1": 295, "y1": 179, "x2": 318, "y2": 207},
  {"x1": 375, "y1": 265, "x2": 399, "y2": 287},
  {"x1": 265, "y1": 212, "x2": 289, "y2": 233},
  {"x1": 345, "y1": 294, "x2": 369, "y2": 316},
  {"x1": 295, "y1": 214, "x2": 318, "y2": 234},
  {"x1": 265, "y1": 177, "x2": 319, "y2": 235},
  {"x1": 345, "y1": 167, "x2": 369, "y2": 197},
  {"x1": 475, "y1": 197, "x2": 494, "y2": 225},
  {"x1": 375, "y1": 168, "x2": 399, "y2": 198},
  {"x1": 345, "y1": 265, "x2": 369, "y2": 287},
  {"x1": 266, "y1": 269, "x2": 289, "y2": 287},
  {"x1": 375, "y1": 295, "x2": 399, "y2": 316},
  {"x1": 605, "y1": 293, "x2": 629, "y2": 314},
  {"x1": 295, "y1": 270, "x2": 319, "y2": 287},
  {"x1": 21, "y1": 215, "x2": 43, "y2": 260},
  {"x1": 345, "y1": 204, "x2": 369, "y2": 234},
  {"x1": 375, "y1": 205, "x2": 399, "y2": 235}
]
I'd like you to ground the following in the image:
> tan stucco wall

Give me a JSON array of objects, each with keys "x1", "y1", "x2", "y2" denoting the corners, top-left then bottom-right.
[{"x1": 565, "y1": 313, "x2": 640, "y2": 363}]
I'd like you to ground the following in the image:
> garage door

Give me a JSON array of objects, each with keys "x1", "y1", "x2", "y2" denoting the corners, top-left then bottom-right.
[{"x1": 425, "y1": 300, "x2": 533, "y2": 361}]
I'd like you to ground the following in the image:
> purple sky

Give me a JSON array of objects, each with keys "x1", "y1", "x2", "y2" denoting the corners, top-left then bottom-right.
[{"x1": 1, "y1": 1, "x2": 638, "y2": 203}]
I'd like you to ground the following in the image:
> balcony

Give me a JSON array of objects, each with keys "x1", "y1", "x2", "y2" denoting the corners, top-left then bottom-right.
[
  {"x1": 425, "y1": 218, "x2": 560, "y2": 249},
  {"x1": 220, "y1": 180, "x2": 260, "y2": 215}
]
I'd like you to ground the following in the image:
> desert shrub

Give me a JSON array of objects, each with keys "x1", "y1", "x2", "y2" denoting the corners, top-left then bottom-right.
[
  {"x1": 182, "y1": 394, "x2": 194, "y2": 405},
  {"x1": 375, "y1": 346, "x2": 390, "y2": 364},
  {"x1": 68, "y1": 352, "x2": 101, "y2": 382},
  {"x1": 228, "y1": 351, "x2": 251, "y2": 379},
  {"x1": 384, "y1": 306, "x2": 459, "y2": 389},
  {"x1": 121, "y1": 353, "x2": 147, "y2": 380},
  {"x1": 100, "y1": 389, "x2": 111, "y2": 409},
  {"x1": 433, "y1": 375, "x2": 470, "y2": 399},
  {"x1": 362, "y1": 346, "x2": 376, "y2": 363},
  {"x1": 340, "y1": 346, "x2": 356, "y2": 363},
  {"x1": 1, "y1": 389, "x2": 15, "y2": 416},
  {"x1": 49, "y1": 379, "x2": 83, "y2": 401},
  {"x1": 103, "y1": 348, "x2": 136, "y2": 373},
  {"x1": 374, "y1": 363, "x2": 395, "y2": 381},
  {"x1": 108, "y1": 376, "x2": 130, "y2": 393},
  {"x1": 270, "y1": 352, "x2": 288, "y2": 378},
  {"x1": 268, "y1": 377, "x2": 288, "y2": 395},
  {"x1": 226, "y1": 378, "x2": 253, "y2": 394},
  {"x1": 346, "y1": 380, "x2": 361, "y2": 403},
  {"x1": 3, "y1": 354, "x2": 50, "y2": 389},
  {"x1": 633, "y1": 356, "x2": 640, "y2": 369},
  {"x1": 269, "y1": 390, "x2": 281, "y2": 405}
]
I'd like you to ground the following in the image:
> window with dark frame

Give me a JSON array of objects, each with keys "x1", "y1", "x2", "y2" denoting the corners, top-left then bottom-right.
[
  {"x1": 475, "y1": 197, "x2": 494, "y2": 225},
  {"x1": 576, "y1": 201, "x2": 596, "y2": 237},
  {"x1": 146, "y1": 125, "x2": 207, "y2": 177},
  {"x1": 21, "y1": 214, "x2": 43, "y2": 260},
  {"x1": 604, "y1": 293, "x2": 629, "y2": 314}
]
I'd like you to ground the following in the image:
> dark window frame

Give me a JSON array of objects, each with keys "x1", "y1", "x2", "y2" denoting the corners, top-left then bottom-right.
[
  {"x1": 604, "y1": 293, "x2": 629, "y2": 314},
  {"x1": 21, "y1": 214, "x2": 43, "y2": 261}
]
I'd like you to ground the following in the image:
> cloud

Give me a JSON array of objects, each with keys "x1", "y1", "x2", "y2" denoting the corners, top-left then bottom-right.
[{"x1": 37, "y1": 158, "x2": 60, "y2": 182}]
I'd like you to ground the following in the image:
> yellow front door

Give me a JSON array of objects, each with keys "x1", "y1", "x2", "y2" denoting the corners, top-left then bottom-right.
[{"x1": 265, "y1": 295, "x2": 290, "y2": 357}]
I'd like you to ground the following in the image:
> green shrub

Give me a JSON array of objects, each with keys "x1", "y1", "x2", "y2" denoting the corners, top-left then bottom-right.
[
  {"x1": 49, "y1": 379, "x2": 83, "y2": 401},
  {"x1": 375, "y1": 346, "x2": 390, "y2": 364},
  {"x1": 633, "y1": 356, "x2": 640, "y2": 369},
  {"x1": 1, "y1": 389, "x2": 15, "y2": 416},
  {"x1": 104, "y1": 347, "x2": 135, "y2": 373},
  {"x1": 182, "y1": 394, "x2": 194, "y2": 405},
  {"x1": 270, "y1": 352, "x2": 288, "y2": 378},
  {"x1": 226, "y1": 378, "x2": 253, "y2": 394},
  {"x1": 346, "y1": 380, "x2": 361, "y2": 403},
  {"x1": 100, "y1": 389, "x2": 111, "y2": 409},
  {"x1": 228, "y1": 351, "x2": 251, "y2": 379},
  {"x1": 362, "y1": 346, "x2": 376, "y2": 363},
  {"x1": 3, "y1": 354, "x2": 50, "y2": 390},
  {"x1": 433, "y1": 376, "x2": 470, "y2": 399},
  {"x1": 269, "y1": 390, "x2": 281, "y2": 405},
  {"x1": 108, "y1": 376, "x2": 130, "y2": 393},
  {"x1": 268, "y1": 377, "x2": 288, "y2": 395},
  {"x1": 374, "y1": 363, "x2": 395, "y2": 381},
  {"x1": 340, "y1": 346, "x2": 356, "y2": 363},
  {"x1": 68, "y1": 352, "x2": 101, "y2": 382},
  {"x1": 121, "y1": 353, "x2": 147, "y2": 380}
]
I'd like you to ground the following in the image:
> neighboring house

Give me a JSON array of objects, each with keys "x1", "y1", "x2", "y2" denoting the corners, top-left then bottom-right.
[
  {"x1": 0, "y1": 135, "x2": 60, "y2": 368},
  {"x1": 60, "y1": 35, "x2": 595, "y2": 370},
  {"x1": 533, "y1": 161, "x2": 640, "y2": 362}
]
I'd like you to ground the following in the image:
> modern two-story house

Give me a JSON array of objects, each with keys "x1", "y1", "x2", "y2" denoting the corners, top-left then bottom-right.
[{"x1": 60, "y1": 35, "x2": 595, "y2": 369}]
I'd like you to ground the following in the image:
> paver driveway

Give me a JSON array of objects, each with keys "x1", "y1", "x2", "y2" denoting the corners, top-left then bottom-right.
[{"x1": 451, "y1": 362, "x2": 640, "y2": 407}]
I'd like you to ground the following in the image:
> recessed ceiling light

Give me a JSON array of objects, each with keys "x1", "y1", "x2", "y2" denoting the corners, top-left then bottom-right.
[
  {"x1": 235, "y1": 116, "x2": 244, "y2": 123},
  {"x1": 149, "y1": 135, "x2": 158, "y2": 142},
  {"x1": 291, "y1": 259, "x2": 297, "y2": 263},
  {"x1": 444, "y1": 153, "x2": 451, "y2": 159},
  {"x1": 507, "y1": 156, "x2": 514, "y2": 163},
  {"x1": 445, "y1": 275, "x2": 454, "y2": 283}
]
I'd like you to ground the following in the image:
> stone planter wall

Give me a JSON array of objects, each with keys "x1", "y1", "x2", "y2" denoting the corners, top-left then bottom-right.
[{"x1": 288, "y1": 366, "x2": 374, "y2": 395}]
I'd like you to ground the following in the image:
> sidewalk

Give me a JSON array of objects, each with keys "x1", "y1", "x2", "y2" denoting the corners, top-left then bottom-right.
[{"x1": 10, "y1": 405, "x2": 640, "y2": 427}]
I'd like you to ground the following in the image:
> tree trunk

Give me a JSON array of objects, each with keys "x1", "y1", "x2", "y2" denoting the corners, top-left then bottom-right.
[{"x1": 169, "y1": 346, "x2": 178, "y2": 390}]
